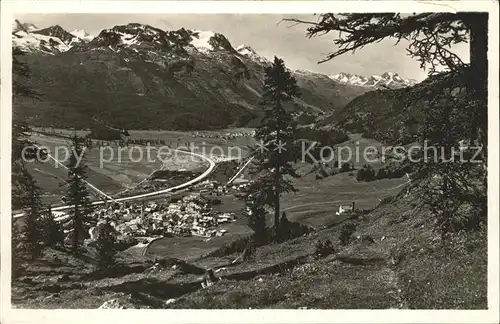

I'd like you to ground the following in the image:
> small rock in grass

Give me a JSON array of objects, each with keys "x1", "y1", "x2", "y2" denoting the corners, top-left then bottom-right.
[
  {"x1": 360, "y1": 235, "x2": 374, "y2": 244},
  {"x1": 21, "y1": 277, "x2": 33, "y2": 284},
  {"x1": 98, "y1": 297, "x2": 129, "y2": 309},
  {"x1": 44, "y1": 293, "x2": 60, "y2": 300}
]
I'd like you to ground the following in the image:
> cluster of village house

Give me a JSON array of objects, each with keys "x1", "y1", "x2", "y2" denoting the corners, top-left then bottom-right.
[
  {"x1": 93, "y1": 193, "x2": 235, "y2": 238},
  {"x1": 192, "y1": 179, "x2": 247, "y2": 195},
  {"x1": 57, "y1": 179, "x2": 250, "y2": 240},
  {"x1": 190, "y1": 130, "x2": 255, "y2": 141}
]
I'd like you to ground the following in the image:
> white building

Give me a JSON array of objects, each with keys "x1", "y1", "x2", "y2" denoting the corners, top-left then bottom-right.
[{"x1": 336, "y1": 202, "x2": 355, "y2": 216}]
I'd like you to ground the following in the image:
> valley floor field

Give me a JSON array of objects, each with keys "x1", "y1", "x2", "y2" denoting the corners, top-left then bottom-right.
[
  {"x1": 23, "y1": 131, "x2": 409, "y2": 260},
  {"x1": 145, "y1": 134, "x2": 408, "y2": 259},
  {"x1": 26, "y1": 129, "x2": 254, "y2": 206}
]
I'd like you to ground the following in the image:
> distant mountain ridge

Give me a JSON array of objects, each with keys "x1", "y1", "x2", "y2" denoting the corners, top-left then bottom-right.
[
  {"x1": 329, "y1": 71, "x2": 418, "y2": 89},
  {"x1": 12, "y1": 22, "x2": 94, "y2": 54}
]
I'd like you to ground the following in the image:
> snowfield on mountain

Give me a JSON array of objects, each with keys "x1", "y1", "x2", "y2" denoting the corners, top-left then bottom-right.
[{"x1": 70, "y1": 29, "x2": 94, "y2": 42}]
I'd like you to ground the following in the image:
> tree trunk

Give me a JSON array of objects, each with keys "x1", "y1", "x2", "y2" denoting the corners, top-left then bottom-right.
[
  {"x1": 467, "y1": 13, "x2": 488, "y2": 161},
  {"x1": 72, "y1": 206, "x2": 80, "y2": 253},
  {"x1": 275, "y1": 116, "x2": 281, "y2": 229},
  {"x1": 469, "y1": 13, "x2": 488, "y2": 95}
]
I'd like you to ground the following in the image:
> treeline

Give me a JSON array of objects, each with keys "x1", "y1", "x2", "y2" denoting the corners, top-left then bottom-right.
[
  {"x1": 87, "y1": 137, "x2": 192, "y2": 147},
  {"x1": 356, "y1": 164, "x2": 408, "y2": 182},
  {"x1": 314, "y1": 160, "x2": 353, "y2": 180},
  {"x1": 88, "y1": 128, "x2": 124, "y2": 141},
  {"x1": 297, "y1": 127, "x2": 349, "y2": 164},
  {"x1": 297, "y1": 127, "x2": 349, "y2": 147},
  {"x1": 126, "y1": 138, "x2": 190, "y2": 147}
]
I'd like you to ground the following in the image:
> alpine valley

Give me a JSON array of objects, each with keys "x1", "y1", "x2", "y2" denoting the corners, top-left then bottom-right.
[{"x1": 9, "y1": 13, "x2": 489, "y2": 313}]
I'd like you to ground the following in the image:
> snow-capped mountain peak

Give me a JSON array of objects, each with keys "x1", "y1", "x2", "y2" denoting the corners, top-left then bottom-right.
[
  {"x1": 12, "y1": 30, "x2": 70, "y2": 55},
  {"x1": 12, "y1": 20, "x2": 378, "y2": 132},
  {"x1": 236, "y1": 44, "x2": 256, "y2": 55},
  {"x1": 88, "y1": 24, "x2": 234, "y2": 56},
  {"x1": 332, "y1": 72, "x2": 367, "y2": 86},
  {"x1": 32, "y1": 25, "x2": 78, "y2": 44},
  {"x1": 190, "y1": 30, "x2": 216, "y2": 53},
  {"x1": 12, "y1": 20, "x2": 241, "y2": 58},
  {"x1": 236, "y1": 44, "x2": 270, "y2": 64},
  {"x1": 12, "y1": 19, "x2": 38, "y2": 34},
  {"x1": 12, "y1": 20, "x2": 96, "y2": 54},
  {"x1": 329, "y1": 71, "x2": 417, "y2": 89},
  {"x1": 12, "y1": 21, "x2": 73, "y2": 55},
  {"x1": 189, "y1": 30, "x2": 235, "y2": 53},
  {"x1": 70, "y1": 29, "x2": 94, "y2": 42}
]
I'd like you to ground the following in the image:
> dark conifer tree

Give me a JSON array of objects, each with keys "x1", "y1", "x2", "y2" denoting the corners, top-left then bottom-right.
[
  {"x1": 12, "y1": 222, "x2": 25, "y2": 277},
  {"x1": 12, "y1": 47, "x2": 45, "y2": 261},
  {"x1": 12, "y1": 48, "x2": 41, "y2": 210},
  {"x1": 244, "y1": 195, "x2": 267, "y2": 243},
  {"x1": 95, "y1": 222, "x2": 117, "y2": 268},
  {"x1": 21, "y1": 172, "x2": 44, "y2": 260},
  {"x1": 243, "y1": 57, "x2": 301, "y2": 234},
  {"x1": 41, "y1": 206, "x2": 65, "y2": 248},
  {"x1": 66, "y1": 134, "x2": 93, "y2": 253}
]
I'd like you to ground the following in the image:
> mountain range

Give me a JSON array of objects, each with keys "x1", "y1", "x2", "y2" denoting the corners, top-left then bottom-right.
[
  {"x1": 329, "y1": 72, "x2": 418, "y2": 89},
  {"x1": 12, "y1": 20, "x2": 418, "y2": 132}
]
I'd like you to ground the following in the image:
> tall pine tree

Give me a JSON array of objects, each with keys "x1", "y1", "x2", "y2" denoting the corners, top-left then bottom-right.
[
  {"x1": 12, "y1": 48, "x2": 45, "y2": 262},
  {"x1": 244, "y1": 195, "x2": 268, "y2": 243},
  {"x1": 12, "y1": 47, "x2": 41, "y2": 210},
  {"x1": 95, "y1": 221, "x2": 117, "y2": 269},
  {"x1": 243, "y1": 57, "x2": 300, "y2": 236},
  {"x1": 41, "y1": 206, "x2": 65, "y2": 248},
  {"x1": 20, "y1": 170, "x2": 44, "y2": 260},
  {"x1": 12, "y1": 222, "x2": 25, "y2": 277},
  {"x1": 66, "y1": 134, "x2": 93, "y2": 253}
]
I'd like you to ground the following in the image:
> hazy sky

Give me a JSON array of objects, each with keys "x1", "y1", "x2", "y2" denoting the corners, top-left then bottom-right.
[{"x1": 17, "y1": 13, "x2": 470, "y2": 81}]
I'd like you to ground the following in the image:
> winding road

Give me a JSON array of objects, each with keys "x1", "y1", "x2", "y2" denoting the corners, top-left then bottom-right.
[
  {"x1": 13, "y1": 148, "x2": 217, "y2": 219},
  {"x1": 34, "y1": 144, "x2": 117, "y2": 202},
  {"x1": 227, "y1": 156, "x2": 254, "y2": 185}
]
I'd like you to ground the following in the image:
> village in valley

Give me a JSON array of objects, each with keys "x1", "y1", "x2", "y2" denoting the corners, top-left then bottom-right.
[{"x1": 56, "y1": 179, "x2": 250, "y2": 242}]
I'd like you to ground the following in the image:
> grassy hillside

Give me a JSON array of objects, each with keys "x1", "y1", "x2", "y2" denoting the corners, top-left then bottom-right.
[
  {"x1": 171, "y1": 186, "x2": 486, "y2": 309},
  {"x1": 318, "y1": 86, "x2": 425, "y2": 145},
  {"x1": 11, "y1": 182, "x2": 486, "y2": 309}
]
